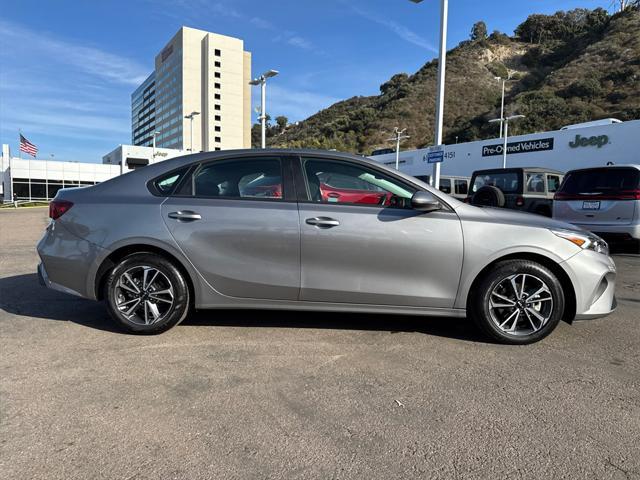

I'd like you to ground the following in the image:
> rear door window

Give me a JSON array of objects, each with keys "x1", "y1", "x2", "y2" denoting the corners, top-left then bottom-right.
[
  {"x1": 439, "y1": 179, "x2": 451, "y2": 194},
  {"x1": 455, "y1": 179, "x2": 468, "y2": 195},
  {"x1": 525, "y1": 173, "x2": 546, "y2": 193},
  {"x1": 471, "y1": 172, "x2": 519, "y2": 194},
  {"x1": 191, "y1": 158, "x2": 283, "y2": 199},
  {"x1": 547, "y1": 175, "x2": 560, "y2": 193}
]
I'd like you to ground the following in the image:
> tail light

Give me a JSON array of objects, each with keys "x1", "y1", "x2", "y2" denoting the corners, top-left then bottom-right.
[
  {"x1": 555, "y1": 189, "x2": 640, "y2": 201},
  {"x1": 515, "y1": 196, "x2": 525, "y2": 207},
  {"x1": 49, "y1": 200, "x2": 74, "y2": 220}
]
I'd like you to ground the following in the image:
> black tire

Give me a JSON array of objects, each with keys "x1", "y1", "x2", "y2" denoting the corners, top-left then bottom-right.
[
  {"x1": 468, "y1": 259, "x2": 565, "y2": 345},
  {"x1": 105, "y1": 253, "x2": 190, "y2": 334},
  {"x1": 471, "y1": 186, "x2": 505, "y2": 208}
]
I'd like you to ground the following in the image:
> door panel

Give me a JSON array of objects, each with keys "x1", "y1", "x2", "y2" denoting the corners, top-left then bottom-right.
[
  {"x1": 160, "y1": 156, "x2": 300, "y2": 300},
  {"x1": 162, "y1": 198, "x2": 300, "y2": 300},
  {"x1": 298, "y1": 203, "x2": 463, "y2": 307}
]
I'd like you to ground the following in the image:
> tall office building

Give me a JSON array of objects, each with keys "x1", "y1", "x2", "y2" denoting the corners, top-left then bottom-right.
[
  {"x1": 131, "y1": 26, "x2": 252, "y2": 152},
  {"x1": 131, "y1": 73, "x2": 156, "y2": 147}
]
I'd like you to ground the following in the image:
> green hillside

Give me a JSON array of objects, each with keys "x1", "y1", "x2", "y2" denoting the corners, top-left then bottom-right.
[{"x1": 258, "y1": 7, "x2": 640, "y2": 154}]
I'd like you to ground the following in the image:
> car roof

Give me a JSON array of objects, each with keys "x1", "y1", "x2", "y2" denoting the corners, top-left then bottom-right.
[
  {"x1": 564, "y1": 164, "x2": 640, "y2": 174},
  {"x1": 471, "y1": 167, "x2": 564, "y2": 175}
]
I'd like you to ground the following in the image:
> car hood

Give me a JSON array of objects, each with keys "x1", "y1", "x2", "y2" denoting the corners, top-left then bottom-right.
[{"x1": 456, "y1": 204, "x2": 586, "y2": 233}]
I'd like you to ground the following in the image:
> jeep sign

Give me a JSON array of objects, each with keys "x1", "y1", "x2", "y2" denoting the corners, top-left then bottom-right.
[
  {"x1": 569, "y1": 134, "x2": 609, "y2": 148},
  {"x1": 482, "y1": 138, "x2": 554, "y2": 157}
]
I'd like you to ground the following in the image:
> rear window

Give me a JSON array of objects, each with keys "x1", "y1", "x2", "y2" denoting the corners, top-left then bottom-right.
[
  {"x1": 471, "y1": 172, "x2": 520, "y2": 194},
  {"x1": 559, "y1": 168, "x2": 640, "y2": 196}
]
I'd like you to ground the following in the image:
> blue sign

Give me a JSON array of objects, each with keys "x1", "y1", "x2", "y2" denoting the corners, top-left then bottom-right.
[{"x1": 426, "y1": 150, "x2": 444, "y2": 163}]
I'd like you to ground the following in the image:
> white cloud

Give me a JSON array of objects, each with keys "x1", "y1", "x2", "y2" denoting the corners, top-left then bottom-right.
[
  {"x1": 350, "y1": 6, "x2": 437, "y2": 52},
  {"x1": 287, "y1": 36, "x2": 313, "y2": 50},
  {"x1": 0, "y1": 20, "x2": 149, "y2": 86}
]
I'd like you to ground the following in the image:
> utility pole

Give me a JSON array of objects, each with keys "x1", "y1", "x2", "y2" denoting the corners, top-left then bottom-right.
[
  {"x1": 184, "y1": 112, "x2": 200, "y2": 152},
  {"x1": 489, "y1": 114, "x2": 525, "y2": 168},
  {"x1": 386, "y1": 128, "x2": 410, "y2": 170},
  {"x1": 249, "y1": 70, "x2": 279, "y2": 148},
  {"x1": 409, "y1": 0, "x2": 448, "y2": 189}
]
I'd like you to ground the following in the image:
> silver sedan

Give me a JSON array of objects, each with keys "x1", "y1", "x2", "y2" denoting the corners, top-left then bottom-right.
[{"x1": 37, "y1": 149, "x2": 616, "y2": 344}]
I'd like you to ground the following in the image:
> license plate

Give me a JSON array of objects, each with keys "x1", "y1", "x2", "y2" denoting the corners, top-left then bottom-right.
[{"x1": 582, "y1": 201, "x2": 600, "y2": 210}]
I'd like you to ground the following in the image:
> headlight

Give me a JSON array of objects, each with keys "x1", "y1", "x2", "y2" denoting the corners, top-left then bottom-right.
[{"x1": 551, "y1": 229, "x2": 609, "y2": 255}]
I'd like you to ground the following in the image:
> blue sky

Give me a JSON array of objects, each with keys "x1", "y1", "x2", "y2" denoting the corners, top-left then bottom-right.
[{"x1": 0, "y1": 0, "x2": 609, "y2": 162}]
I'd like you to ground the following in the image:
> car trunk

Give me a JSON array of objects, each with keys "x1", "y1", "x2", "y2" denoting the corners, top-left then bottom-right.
[{"x1": 554, "y1": 167, "x2": 639, "y2": 225}]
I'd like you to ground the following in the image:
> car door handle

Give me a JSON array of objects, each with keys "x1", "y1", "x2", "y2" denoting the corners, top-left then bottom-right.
[
  {"x1": 168, "y1": 210, "x2": 202, "y2": 221},
  {"x1": 306, "y1": 217, "x2": 340, "y2": 228}
]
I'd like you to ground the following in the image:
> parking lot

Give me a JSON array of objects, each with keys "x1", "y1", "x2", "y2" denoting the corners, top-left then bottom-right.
[{"x1": 1, "y1": 207, "x2": 639, "y2": 479}]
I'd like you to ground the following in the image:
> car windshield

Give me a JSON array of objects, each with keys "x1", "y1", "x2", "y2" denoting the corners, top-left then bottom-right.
[
  {"x1": 559, "y1": 168, "x2": 640, "y2": 195},
  {"x1": 471, "y1": 172, "x2": 519, "y2": 194}
]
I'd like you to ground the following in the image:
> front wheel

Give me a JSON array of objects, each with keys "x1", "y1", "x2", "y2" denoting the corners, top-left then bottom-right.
[
  {"x1": 468, "y1": 260, "x2": 565, "y2": 345},
  {"x1": 105, "y1": 253, "x2": 190, "y2": 334}
]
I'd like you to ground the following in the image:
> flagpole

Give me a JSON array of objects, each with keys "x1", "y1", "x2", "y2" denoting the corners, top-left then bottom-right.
[{"x1": 18, "y1": 129, "x2": 22, "y2": 161}]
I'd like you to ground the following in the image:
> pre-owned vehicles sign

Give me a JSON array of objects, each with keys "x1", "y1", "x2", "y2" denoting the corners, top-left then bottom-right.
[{"x1": 482, "y1": 138, "x2": 554, "y2": 157}]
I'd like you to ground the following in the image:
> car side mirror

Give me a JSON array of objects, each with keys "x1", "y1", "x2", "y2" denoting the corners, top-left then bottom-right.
[{"x1": 411, "y1": 191, "x2": 442, "y2": 212}]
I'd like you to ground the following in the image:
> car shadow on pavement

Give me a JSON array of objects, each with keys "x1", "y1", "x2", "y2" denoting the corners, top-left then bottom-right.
[
  {"x1": 0, "y1": 273, "x2": 120, "y2": 333},
  {"x1": 184, "y1": 310, "x2": 483, "y2": 342},
  {"x1": 0, "y1": 273, "x2": 484, "y2": 342}
]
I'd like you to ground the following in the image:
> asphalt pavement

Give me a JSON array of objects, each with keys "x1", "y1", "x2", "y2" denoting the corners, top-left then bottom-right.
[{"x1": 1, "y1": 207, "x2": 639, "y2": 479}]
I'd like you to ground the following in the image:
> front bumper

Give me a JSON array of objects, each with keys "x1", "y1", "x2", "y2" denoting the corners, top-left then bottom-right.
[{"x1": 562, "y1": 250, "x2": 617, "y2": 320}]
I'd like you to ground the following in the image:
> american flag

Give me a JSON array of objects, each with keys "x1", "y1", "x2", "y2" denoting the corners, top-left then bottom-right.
[{"x1": 20, "y1": 134, "x2": 38, "y2": 157}]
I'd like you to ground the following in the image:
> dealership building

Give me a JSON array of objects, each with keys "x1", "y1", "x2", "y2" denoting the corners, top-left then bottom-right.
[
  {"x1": 370, "y1": 119, "x2": 640, "y2": 181},
  {"x1": 0, "y1": 144, "x2": 183, "y2": 201}
]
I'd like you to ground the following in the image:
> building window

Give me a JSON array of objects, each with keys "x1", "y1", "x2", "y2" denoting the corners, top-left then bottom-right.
[
  {"x1": 214, "y1": 93, "x2": 221, "y2": 100},
  {"x1": 215, "y1": 115, "x2": 221, "y2": 121},
  {"x1": 214, "y1": 104, "x2": 221, "y2": 111},
  {"x1": 215, "y1": 147, "x2": 221, "y2": 151},
  {"x1": 215, "y1": 61, "x2": 221, "y2": 67},
  {"x1": 215, "y1": 126, "x2": 221, "y2": 132},
  {"x1": 214, "y1": 82, "x2": 221, "y2": 89},
  {"x1": 215, "y1": 137, "x2": 221, "y2": 143},
  {"x1": 214, "y1": 49, "x2": 221, "y2": 56},
  {"x1": 214, "y1": 72, "x2": 221, "y2": 78}
]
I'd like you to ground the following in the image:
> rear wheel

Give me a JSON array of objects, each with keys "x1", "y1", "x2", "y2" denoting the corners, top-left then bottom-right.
[
  {"x1": 468, "y1": 260, "x2": 565, "y2": 344},
  {"x1": 105, "y1": 253, "x2": 190, "y2": 334}
]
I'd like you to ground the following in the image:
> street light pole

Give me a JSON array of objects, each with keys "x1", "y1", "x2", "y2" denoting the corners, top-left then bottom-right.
[
  {"x1": 151, "y1": 131, "x2": 160, "y2": 158},
  {"x1": 386, "y1": 127, "x2": 410, "y2": 170},
  {"x1": 249, "y1": 70, "x2": 279, "y2": 149},
  {"x1": 489, "y1": 114, "x2": 525, "y2": 168},
  {"x1": 411, "y1": 0, "x2": 448, "y2": 189},
  {"x1": 497, "y1": 77, "x2": 506, "y2": 138},
  {"x1": 184, "y1": 112, "x2": 200, "y2": 152}
]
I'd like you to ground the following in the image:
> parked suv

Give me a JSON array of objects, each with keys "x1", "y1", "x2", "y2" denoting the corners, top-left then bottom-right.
[
  {"x1": 414, "y1": 175, "x2": 470, "y2": 200},
  {"x1": 467, "y1": 167, "x2": 564, "y2": 217},
  {"x1": 553, "y1": 165, "x2": 640, "y2": 250}
]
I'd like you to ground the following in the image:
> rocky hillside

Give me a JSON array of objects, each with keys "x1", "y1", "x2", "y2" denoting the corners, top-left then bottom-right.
[{"x1": 261, "y1": 7, "x2": 640, "y2": 154}]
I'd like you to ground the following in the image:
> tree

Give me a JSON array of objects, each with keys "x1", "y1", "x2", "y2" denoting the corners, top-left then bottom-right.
[
  {"x1": 470, "y1": 21, "x2": 488, "y2": 41},
  {"x1": 275, "y1": 116, "x2": 288, "y2": 131}
]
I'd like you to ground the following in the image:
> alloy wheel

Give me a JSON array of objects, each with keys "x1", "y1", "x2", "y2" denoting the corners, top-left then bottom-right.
[
  {"x1": 488, "y1": 273, "x2": 554, "y2": 336},
  {"x1": 114, "y1": 266, "x2": 174, "y2": 325}
]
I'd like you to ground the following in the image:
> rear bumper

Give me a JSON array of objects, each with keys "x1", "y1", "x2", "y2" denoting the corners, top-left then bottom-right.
[
  {"x1": 37, "y1": 262, "x2": 83, "y2": 297},
  {"x1": 562, "y1": 250, "x2": 617, "y2": 320},
  {"x1": 569, "y1": 222, "x2": 640, "y2": 241},
  {"x1": 36, "y1": 221, "x2": 105, "y2": 299}
]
